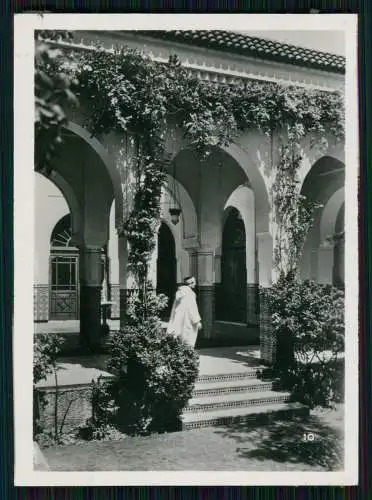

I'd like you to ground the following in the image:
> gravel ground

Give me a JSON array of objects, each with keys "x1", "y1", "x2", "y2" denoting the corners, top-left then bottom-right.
[{"x1": 41, "y1": 405, "x2": 344, "y2": 472}]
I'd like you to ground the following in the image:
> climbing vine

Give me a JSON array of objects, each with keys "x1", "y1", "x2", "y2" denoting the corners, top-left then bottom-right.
[
  {"x1": 36, "y1": 35, "x2": 345, "y2": 318},
  {"x1": 272, "y1": 131, "x2": 323, "y2": 278},
  {"x1": 35, "y1": 31, "x2": 78, "y2": 173}
]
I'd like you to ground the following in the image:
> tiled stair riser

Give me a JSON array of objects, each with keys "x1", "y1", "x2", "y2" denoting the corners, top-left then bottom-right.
[
  {"x1": 182, "y1": 405, "x2": 309, "y2": 430},
  {"x1": 36, "y1": 368, "x2": 308, "y2": 434},
  {"x1": 193, "y1": 381, "x2": 274, "y2": 397},
  {"x1": 197, "y1": 371, "x2": 258, "y2": 383},
  {"x1": 185, "y1": 394, "x2": 291, "y2": 413},
  {"x1": 182, "y1": 371, "x2": 308, "y2": 430}
]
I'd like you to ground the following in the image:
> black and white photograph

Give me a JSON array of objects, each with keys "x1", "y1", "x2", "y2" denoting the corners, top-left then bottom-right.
[{"x1": 13, "y1": 14, "x2": 359, "y2": 486}]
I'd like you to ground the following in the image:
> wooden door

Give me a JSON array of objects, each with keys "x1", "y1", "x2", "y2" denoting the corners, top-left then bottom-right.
[
  {"x1": 50, "y1": 253, "x2": 79, "y2": 320},
  {"x1": 220, "y1": 208, "x2": 247, "y2": 322},
  {"x1": 156, "y1": 223, "x2": 177, "y2": 319}
]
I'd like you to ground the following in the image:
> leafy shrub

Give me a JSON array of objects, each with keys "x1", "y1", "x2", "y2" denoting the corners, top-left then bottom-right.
[
  {"x1": 262, "y1": 275, "x2": 345, "y2": 408},
  {"x1": 34, "y1": 333, "x2": 63, "y2": 384},
  {"x1": 33, "y1": 333, "x2": 63, "y2": 438},
  {"x1": 283, "y1": 360, "x2": 344, "y2": 408},
  {"x1": 105, "y1": 319, "x2": 199, "y2": 435},
  {"x1": 77, "y1": 376, "x2": 119, "y2": 441},
  {"x1": 125, "y1": 283, "x2": 168, "y2": 325}
]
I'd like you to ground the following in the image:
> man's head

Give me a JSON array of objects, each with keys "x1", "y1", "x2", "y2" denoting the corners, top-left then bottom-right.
[{"x1": 184, "y1": 276, "x2": 196, "y2": 289}]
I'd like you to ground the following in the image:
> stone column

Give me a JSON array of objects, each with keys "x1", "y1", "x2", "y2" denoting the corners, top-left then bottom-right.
[
  {"x1": 246, "y1": 283, "x2": 259, "y2": 326},
  {"x1": 335, "y1": 236, "x2": 345, "y2": 286},
  {"x1": 188, "y1": 248, "x2": 198, "y2": 279},
  {"x1": 317, "y1": 241, "x2": 335, "y2": 285},
  {"x1": 257, "y1": 232, "x2": 275, "y2": 364},
  {"x1": 118, "y1": 234, "x2": 132, "y2": 329},
  {"x1": 310, "y1": 248, "x2": 318, "y2": 281},
  {"x1": 194, "y1": 247, "x2": 215, "y2": 339},
  {"x1": 213, "y1": 248, "x2": 222, "y2": 321},
  {"x1": 246, "y1": 238, "x2": 258, "y2": 327},
  {"x1": 79, "y1": 246, "x2": 103, "y2": 353}
]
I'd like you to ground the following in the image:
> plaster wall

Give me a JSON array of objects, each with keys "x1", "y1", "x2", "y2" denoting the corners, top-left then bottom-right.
[{"x1": 34, "y1": 173, "x2": 69, "y2": 284}]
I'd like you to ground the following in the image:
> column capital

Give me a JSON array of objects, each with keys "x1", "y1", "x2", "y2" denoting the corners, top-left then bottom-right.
[
  {"x1": 78, "y1": 245, "x2": 102, "y2": 254},
  {"x1": 196, "y1": 247, "x2": 215, "y2": 257},
  {"x1": 195, "y1": 248, "x2": 215, "y2": 286},
  {"x1": 183, "y1": 236, "x2": 199, "y2": 250}
]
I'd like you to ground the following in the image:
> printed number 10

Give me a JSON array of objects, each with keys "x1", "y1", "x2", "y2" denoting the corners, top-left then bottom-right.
[{"x1": 303, "y1": 433, "x2": 315, "y2": 441}]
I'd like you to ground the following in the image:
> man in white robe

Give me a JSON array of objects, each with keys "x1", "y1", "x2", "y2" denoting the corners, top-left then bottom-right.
[{"x1": 166, "y1": 276, "x2": 202, "y2": 348}]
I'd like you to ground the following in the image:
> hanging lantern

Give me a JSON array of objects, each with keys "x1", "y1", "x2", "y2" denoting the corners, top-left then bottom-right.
[
  {"x1": 168, "y1": 161, "x2": 182, "y2": 225},
  {"x1": 169, "y1": 207, "x2": 182, "y2": 225}
]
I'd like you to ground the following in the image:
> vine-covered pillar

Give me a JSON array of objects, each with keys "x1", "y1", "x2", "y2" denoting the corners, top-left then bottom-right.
[
  {"x1": 103, "y1": 131, "x2": 139, "y2": 328},
  {"x1": 79, "y1": 245, "x2": 103, "y2": 352},
  {"x1": 148, "y1": 222, "x2": 160, "y2": 290},
  {"x1": 257, "y1": 231, "x2": 275, "y2": 364}
]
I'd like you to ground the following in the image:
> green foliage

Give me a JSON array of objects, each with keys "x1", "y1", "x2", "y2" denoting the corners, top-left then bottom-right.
[
  {"x1": 40, "y1": 40, "x2": 343, "y2": 315},
  {"x1": 34, "y1": 333, "x2": 80, "y2": 445},
  {"x1": 104, "y1": 321, "x2": 199, "y2": 435},
  {"x1": 75, "y1": 47, "x2": 344, "y2": 150},
  {"x1": 77, "y1": 376, "x2": 120, "y2": 441},
  {"x1": 33, "y1": 333, "x2": 63, "y2": 439},
  {"x1": 263, "y1": 275, "x2": 345, "y2": 407},
  {"x1": 33, "y1": 36, "x2": 346, "y2": 433},
  {"x1": 125, "y1": 282, "x2": 168, "y2": 325},
  {"x1": 272, "y1": 141, "x2": 323, "y2": 276},
  {"x1": 70, "y1": 44, "x2": 344, "y2": 297},
  {"x1": 35, "y1": 31, "x2": 78, "y2": 173},
  {"x1": 33, "y1": 333, "x2": 63, "y2": 385},
  {"x1": 36, "y1": 39, "x2": 344, "y2": 291}
]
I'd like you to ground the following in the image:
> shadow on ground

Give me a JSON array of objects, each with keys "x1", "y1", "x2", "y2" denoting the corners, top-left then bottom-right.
[
  {"x1": 215, "y1": 409, "x2": 344, "y2": 471},
  {"x1": 58, "y1": 355, "x2": 110, "y2": 371},
  {"x1": 197, "y1": 346, "x2": 262, "y2": 367},
  {"x1": 59, "y1": 347, "x2": 262, "y2": 373}
]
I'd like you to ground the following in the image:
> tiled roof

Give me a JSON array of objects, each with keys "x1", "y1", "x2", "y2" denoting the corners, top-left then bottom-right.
[{"x1": 138, "y1": 30, "x2": 345, "y2": 74}]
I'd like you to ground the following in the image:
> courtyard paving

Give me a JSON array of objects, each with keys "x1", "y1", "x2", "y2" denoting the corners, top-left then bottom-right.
[
  {"x1": 35, "y1": 320, "x2": 120, "y2": 335},
  {"x1": 36, "y1": 344, "x2": 263, "y2": 389},
  {"x1": 41, "y1": 404, "x2": 344, "y2": 472}
]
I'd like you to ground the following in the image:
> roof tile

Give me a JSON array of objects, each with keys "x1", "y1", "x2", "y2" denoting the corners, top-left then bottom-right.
[{"x1": 137, "y1": 30, "x2": 345, "y2": 74}]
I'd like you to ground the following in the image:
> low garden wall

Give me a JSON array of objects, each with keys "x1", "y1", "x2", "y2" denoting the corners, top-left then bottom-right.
[{"x1": 35, "y1": 384, "x2": 96, "y2": 435}]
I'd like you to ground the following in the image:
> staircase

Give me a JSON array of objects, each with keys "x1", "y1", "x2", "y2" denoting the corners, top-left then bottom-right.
[{"x1": 181, "y1": 368, "x2": 308, "y2": 430}]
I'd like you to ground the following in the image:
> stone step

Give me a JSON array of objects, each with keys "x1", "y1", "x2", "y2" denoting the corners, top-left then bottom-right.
[
  {"x1": 197, "y1": 370, "x2": 259, "y2": 384},
  {"x1": 181, "y1": 401, "x2": 309, "y2": 430},
  {"x1": 193, "y1": 378, "x2": 274, "y2": 397},
  {"x1": 185, "y1": 390, "x2": 291, "y2": 413}
]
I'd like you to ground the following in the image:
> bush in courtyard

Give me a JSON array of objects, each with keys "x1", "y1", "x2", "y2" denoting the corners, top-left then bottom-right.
[
  {"x1": 77, "y1": 376, "x2": 121, "y2": 441},
  {"x1": 105, "y1": 318, "x2": 199, "y2": 435},
  {"x1": 125, "y1": 284, "x2": 169, "y2": 326},
  {"x1": 262, "y1": 274, "x2": 345, "y2": 408},
  {"x1": 33, "y1": 333, "x2": 63, "y2": 439}
]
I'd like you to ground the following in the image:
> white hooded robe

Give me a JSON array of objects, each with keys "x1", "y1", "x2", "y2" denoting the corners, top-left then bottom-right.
[{"x1": 166, "y1": 285, "x2": 201, "y2": 347}]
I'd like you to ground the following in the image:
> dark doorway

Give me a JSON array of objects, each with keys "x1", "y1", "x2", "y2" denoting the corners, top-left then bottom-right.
[
  {"x1": 219, "y1": 208, "x2": 247, "y2": 322},
  {"x1": 156, "y1": 222, "x2": 177, "y2": 319}
]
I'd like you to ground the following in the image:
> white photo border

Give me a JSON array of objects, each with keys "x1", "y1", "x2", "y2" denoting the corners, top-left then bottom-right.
[{"x1": 13, "y1": 13, "x2": 359, "y2": 486}]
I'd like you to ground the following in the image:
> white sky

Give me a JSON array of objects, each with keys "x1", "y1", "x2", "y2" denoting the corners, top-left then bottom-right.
[{"x1": 239, "y1": 30, "x2": 345, "y2": 56}]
